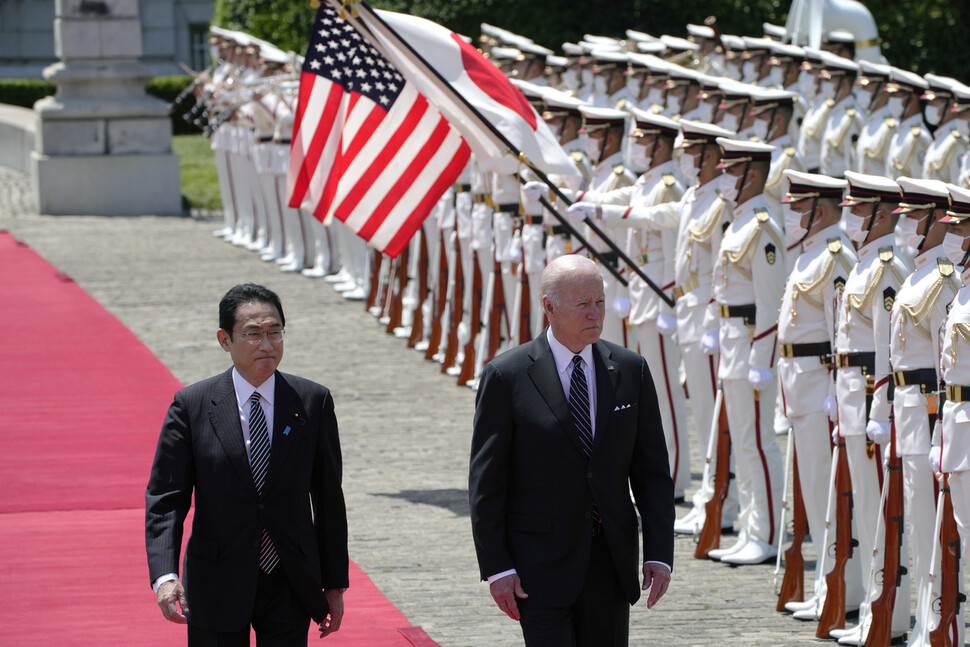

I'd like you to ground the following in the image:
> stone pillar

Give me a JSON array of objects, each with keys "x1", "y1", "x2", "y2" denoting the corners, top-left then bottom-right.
[{"x1": 31, "y1": 0, "x2": 182, "y2": 215}]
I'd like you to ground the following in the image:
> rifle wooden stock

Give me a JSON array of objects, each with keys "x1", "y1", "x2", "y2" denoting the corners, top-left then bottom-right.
[
  {"x1": 930, "y1": 474, "x2": 965, "y2": 647},
  {"x1": 384, "y1": 250, "x2": 407, "y2": 334},
  {"x1": 441, "y1": 234, "x2": 463, "y2": 372},
  {"x1": 518, "y1": 264, "x2": 532, "y2": 344},
  {"x1": 408, "y1": 231, "x2": 430, "y2": 348},
  {"x1": 456, "y1": 250, "x2": 482, "y2": 386},
  {"x1": 695, "y1": 394, "x2": 731, "y2": 558},
  {"x1": 485, "y1": 258, "x2": 506, "y2": 364},
  {"x1": 365, "y1": 249, "x2": 382, "y2": 311},
  {"x1": 817, "y1": 437, "x2": 857, "y2": 638},
  {"x1": 425, "y1": 228, "x2": 448, "y2": 361},
  {"x1": 866, "y1": 427, "x2": 905, "y2": 647},
  {"x1": 777, "y1": 444, "x2": 808, "y2": 610}
]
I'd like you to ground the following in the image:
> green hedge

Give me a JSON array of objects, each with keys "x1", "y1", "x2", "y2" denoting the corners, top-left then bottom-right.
[{"x1": 0, "y1": 76, "x2": 201, "y2": 135}]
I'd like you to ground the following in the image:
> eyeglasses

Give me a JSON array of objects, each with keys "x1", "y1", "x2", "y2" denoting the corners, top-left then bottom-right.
[{"x1": 234, "y1": 329, "x2": 285, "y2": 345}]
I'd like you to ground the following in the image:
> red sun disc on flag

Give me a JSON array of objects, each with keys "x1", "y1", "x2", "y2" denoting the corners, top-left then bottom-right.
[{"x1": 451, "y1": 33, "x2": 537, "y2": 131}]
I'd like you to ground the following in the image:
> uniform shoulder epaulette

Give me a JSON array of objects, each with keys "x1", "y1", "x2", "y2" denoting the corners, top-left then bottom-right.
[
  {"x1": 825, "y1": 98, "x2": 836, "y2": 107},
  {"x1": 827, "y1": 237, "x2": 843, "y2": 254},
  {"x1": 911, "y1": 125, "x2": 922, "y2": 137},
  {"x1": 953, "y1": 129, "x2": 965, "y2": 141},
  {"x1": 938, "y1": 257, "x2": 955, "y2": 277},
  {"x1": 754, "y1": 207, "x2": 770, "y2": 223},
  {"x1": 878, "y1": 246, "x2": 894, "y2": 263},
  {"x1": 570, "y1": 150, "x2": 584, "y2": 163},
  {"x1": 884, "y1": 117, "x2": 897, "y2": 128},
  {"x1": 783, "y1": 145, "x2": 796, "y2": 157},
  {"x1": 616, "y1": 98, "x2": 627, "y2": 111},
  {"x1": 749, "y1": 134, "x2": 761, "y2": 142},
  {"x1": 613, "y1": 164, "x2": 626, "y2": 176},
  {"x1": 662, "y1": 173, "x2": 676, "y2": 187},
  {"x1": 847, "y1": 108, "x2": 856, "y2": 117}
]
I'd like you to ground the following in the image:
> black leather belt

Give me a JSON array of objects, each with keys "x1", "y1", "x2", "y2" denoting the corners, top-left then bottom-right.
[
  {"x1": 717, "y1": 303, "x2": 756, "y2": 326},
  {"x1": 779, "y1": 341, "x2": 832, "y2": 360},
  {"x1": 496, "y1": 202, "x2": 519, "y2": 213},
  {"x1": 257, "y1": 135, "x2": 274, "y2": 142},
  {"x1": 547, "y1": 225, "x2": 569, "y2": 236},
  {"x1": 835, "y1": 352, "x2": 876, "y2": 376},
  {"x1": 513, "y1": 214, "x2": 542, "y2": 226},
  {"x1": 454, "y1": 183, "x2": 471, "y2": 193},
  {"x1": 946, "y1": 385, "x2": 970, "y2": 402},
  {"x1": 597, "y1": 250, "x2": 619, "y2": 269},
  {"x1": 893, "y1": 368, "x2": 938, "y2": 393}
]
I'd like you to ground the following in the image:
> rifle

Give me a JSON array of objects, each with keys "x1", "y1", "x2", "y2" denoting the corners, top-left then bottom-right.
[
  {"x1": 456, "y1": 250, "x2": 482, "y2": 386},
  {"x1": 484, "y1": 255, "x2": 508, "y2": 365},
  {"x1": 365, "y1": 248, "x2": 382, "y2": 312},
  {"x1": 424, "y1": 227, "x2": 448, "y2": 361},
  {"x1": 384, "y1": 248, "x2": 408, "y2": 334},
  {"x1": 866, "y1": 421, "x2": 906, "y2": 646},
  {"x1": 695, "y1": 386, "x2": 732, "y2": 558},
  {"x1": 441, "y1": 232, "x2": 464, "y2": 372},
  {"x1": 518, "y1": 263, "x2": 532, "y2": 345},
  {"x1": 929, "y1": 473, "x2": 965, "y2": 647},
  {"x1": 776, "y1": 434, "x2": 808, "y2": 610},
  {"x1": 817, "y1": 431, "x2": 858, "y2": 638},
  {"x1": 408, "y1": 229, "x2": 430, "y2": 348}
]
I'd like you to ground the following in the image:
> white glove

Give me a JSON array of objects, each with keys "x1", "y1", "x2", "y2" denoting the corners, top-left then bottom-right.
[
  {"x1": 929, "y1": 446, "x2": 942, "y2": 474},
  {"x1": 747, "y1": 366, "x2": 774, "y2": 391},
  {"x1": 831, "y1": 424, "x2": 840, "y2": 444},
  {"x1": 700, "y1": 329, "x2": 719, "y2": 355},
  {"x1": 565, "y1": 201, "x2": 597, "y2": 223},
  {"x1": 866, "y1": 419, "x2": 891, "y2": 446},
  {"x1": 823, "y1": 394, "x2": 838, "y2": 422},
  {"x1": 613, "y1": 295, "x2": 631, "y2": 319},
  {"x1": 657, "y1": 313, "x2": 677, "y2": 336},
  {"x1": 521, "y1": 181, "x2": 549, "y2": 204}
]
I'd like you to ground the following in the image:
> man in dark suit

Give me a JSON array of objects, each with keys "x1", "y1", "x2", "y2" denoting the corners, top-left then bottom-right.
[
  {"x1": 469, "y1": 254, "x2": 675, "y2": 646},
  {"x1": 146, "y1": 283, "x2": 348, "y2": 645}
]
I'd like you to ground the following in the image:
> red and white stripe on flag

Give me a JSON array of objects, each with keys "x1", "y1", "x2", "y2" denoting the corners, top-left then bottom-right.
[{"x1": 287, "y1": 2, "x2": 469, "y2": 257}]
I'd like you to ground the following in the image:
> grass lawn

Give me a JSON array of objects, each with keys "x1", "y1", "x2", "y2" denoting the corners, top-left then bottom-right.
[{"x1": 172, "y1": 134, "x2": 222, "y2": 211}]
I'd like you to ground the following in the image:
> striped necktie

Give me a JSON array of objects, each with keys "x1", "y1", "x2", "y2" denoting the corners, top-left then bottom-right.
[
  {"x1": 249, "y1": 392, "x2": 279, "y2": 573},
  {"x1": 569, "y1": 355, "x2": 600, "y2": 524}
]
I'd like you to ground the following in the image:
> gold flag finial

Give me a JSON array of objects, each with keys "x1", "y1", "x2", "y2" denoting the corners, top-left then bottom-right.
[{"x1": 310, "y1": 0, "x2": 320, "y2": 8}]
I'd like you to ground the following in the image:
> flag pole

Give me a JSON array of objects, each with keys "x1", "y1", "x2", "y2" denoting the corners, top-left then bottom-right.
[{"x1": 341, "y1": 0, "x2": 674, "y2": 307}]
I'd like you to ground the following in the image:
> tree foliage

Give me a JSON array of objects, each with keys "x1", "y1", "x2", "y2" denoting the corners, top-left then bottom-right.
[{"x1": 213, "y1": 0, "x2": 968, "y2": 80}]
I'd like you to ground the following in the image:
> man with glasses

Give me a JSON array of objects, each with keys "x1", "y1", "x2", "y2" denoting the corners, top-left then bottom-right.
[{"x1": 146, "y1": 283, "x2": 349, "y2": 646}]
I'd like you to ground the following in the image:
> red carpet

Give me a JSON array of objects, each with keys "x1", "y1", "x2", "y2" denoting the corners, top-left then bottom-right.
[{"x1": 0, "y1": 231, "x2": 437, "y2": 646}]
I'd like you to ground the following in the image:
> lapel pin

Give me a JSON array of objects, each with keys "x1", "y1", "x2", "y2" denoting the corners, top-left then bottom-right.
[{"x1": 283, "y1": 426, "x2": 291, "y2": 436}]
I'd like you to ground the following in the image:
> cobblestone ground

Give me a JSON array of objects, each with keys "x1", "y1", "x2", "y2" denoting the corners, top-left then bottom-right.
[{"x1": 1, "y1": 164, "x2": 891, "y2": 646}]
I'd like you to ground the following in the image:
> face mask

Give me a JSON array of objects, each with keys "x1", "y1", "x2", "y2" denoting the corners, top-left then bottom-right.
[
  {"x1": 630, "y1": 142, "x2": 651, "y2": 170},
  {"x1": 753, "y1": 118, "x2": 770, "y2": 142},
  {"x1": 582, "y1": 135, "x2": 602, "y2": 164},
  {"x1": 742, "y1": 61, "x2": 758, "y2": 84},
  {"x1": 798, "y1": 70, "x2": 817, "y2": 98},
  {"x1": 844, "y1": 211, "x2": 870, "y2": 244},
  {"x1": 925, "y1": 103, "x2": 945, "y2": 126},
  {"x1": 769, "y1": 66, "x2": 786, "y2": 89},
  {"x1": 855, "y1": 87, "x2": 873, "y2": 111},
  {"x1": 888, "y1": 95, "x2": 907, "y2": 119},
  {"x1": 944, "y1": 231, "x2": 969, "y2": 266},
  {"x1": 818, "y1": 80, "x2": 837, "y2": 101},
  {"x1": 678, "y1": 152, "x2": 699, "y2": 182},
  {"x1": 210, "y1": 45, "x2": 221, "y2": 61},
  {"x1": 625, "y1": 77, "x2": 642, "y2": 100},
  {"x1": 645, "y1": 87, "x2": 665, "y2": 108},
  {"x1": 581, "y1": 68, "x2": 594, "y2": 89},
  {"x1": 697, "y1": 101, "x2": 716, "y2": 123},
  {"x1": 665, "y1": 93, "x2": 682, "y2": 116},
  {"x1": 562, "y1": 68, "x2": 580, "y2": 91},
  {"x1": 594, "y1": 75, "x2": 609, "y2": 96},
  {"x1": 897, "y1": 215, "x2": 926, "y2": 250},
  {"x1": 785, "y1": 207, "x2": 810, "y2": 241},
  {"x1": 718, "y1": 173, "x2": 740, "y2": 201},
  {"x1": 719, "y1": 112, "x2": 740, "y2": 132}
]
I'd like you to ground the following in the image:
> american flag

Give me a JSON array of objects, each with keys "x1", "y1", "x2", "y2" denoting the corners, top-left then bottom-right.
[{"x1": 287, "y1": 2, "x2": 469, "y2": 257}]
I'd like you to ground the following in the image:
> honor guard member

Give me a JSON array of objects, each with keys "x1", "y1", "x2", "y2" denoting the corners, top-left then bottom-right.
[
  {"x1": 694, "y1": 75, "x2": 726, "y2": 127},
  {"x1": 923, "y1": 75, "x2": 970, "y2": 184},
  {"x1": 889, "y1": 177, "x2": 961, "y2": 645},
  {"x1": 622, "y1": 53, "x2": 652, "y2": 111},
  {"x1": 764, "y1": 42, "x2": 807, "y2": 137},
  {"x1": 669, "y1": 120, "x2": 740, "y2": 535},
  {"x1": 955, "y1": 83, "x2": 970, "y2": 190},
  {"x1": 631, "y1": 52, "x2": 672, "y2": 114},
  {"x1": 740, "y1": 37, "x2": 775, "y2": 87},
  {"x1": 715, "y1": 79, "x2": 752, "y2": 135},
  {"x1": 564, "y1": 110, "x2": 690, "y2": 501},
  {"x1": 777, "y1": 171, "x2": 857, "y2": 620},
  {"x1": 559, "y1": 42, "x2": 585, "y2": 96},
  {"x1": 830, "y1": 171, "x2": 910, "y2": 645},
  {"x1": 513, "y1": 42, "x2": 554, "y2": 84},
  {"x1": 763, "y1": 22, "x2": 787, "y2": 41},
  {"x1": 932, "y1": 184, "x2": 970, "y2": 647},
  {"x1": 659, "y1": 34, "x2": 700, "y2": 69},
  {"x1": 708, "y1": 137, "x2": 786, "y2": 565},
  {"x1": 686, "y1": 22, "x2": 725, "y2": 76},
  {"x1": 885, "y1": 68, "x2": 932, "y2": 180},
  {"x1": 664, "y1": 65, "x2": 704, "y2": 121},
  {"x1": 821, "y1": 29, "x2": 856, "y2": 62},
  {"x1": 589, "y1": 49, "x2": 631, "y2": 109},
  {"x1": 796, "y1": 48, "x2": 831, "y2": 173},
  {"x1": 574, "y1": 106, "x2": 638, "y2": 344},
  {"x1": 818, "y1": 52, "x2": 864, "y2": 178},
  {"x1": 749, "y1": 88, "x2": 804, "y2": 222},
  {"x1": 720, "y1": 34, "x2": 746, "y2": 82},
  {"x1": 854, "y1": 60, "x2": 895, "y2": 177}
]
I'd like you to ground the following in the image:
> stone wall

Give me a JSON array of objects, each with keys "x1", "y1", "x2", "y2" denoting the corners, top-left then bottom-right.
[{"x1": 0, "y1": 104, "x2": 36, "y2": 173}]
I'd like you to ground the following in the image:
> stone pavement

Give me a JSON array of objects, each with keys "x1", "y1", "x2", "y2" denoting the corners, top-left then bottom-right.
[{"x1": 2, "y1": 164, "x2": 853, "y2": 646}]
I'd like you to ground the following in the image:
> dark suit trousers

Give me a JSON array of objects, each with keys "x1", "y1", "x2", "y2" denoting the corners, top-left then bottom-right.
[
  {"x1": 517, "y1": 532, "x2": 631, "y2": 647},
  {"x1": 187, "y1": 568, "x2": 311, "y2": 647}
]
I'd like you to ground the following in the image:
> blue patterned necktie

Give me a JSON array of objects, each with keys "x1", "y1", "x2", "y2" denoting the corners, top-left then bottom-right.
[
  {"x1": 249, "y1": 392, "x2": 279, "y2": 573},
  {"x1": 569, "y1": 355, "x2": 600, "y2": 524}
]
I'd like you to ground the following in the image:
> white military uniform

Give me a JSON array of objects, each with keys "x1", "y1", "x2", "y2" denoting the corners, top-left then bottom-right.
[
  {"x1": 891, "y1": 245, "x2": 961, "y2": 642},
  {"x1": 835, "y1": 233, "x2": 911, "y2": 625},
  {"x1": 763, "y1": 135, "x2": 804, "y2": 226},
  {"x1": 887, "y1": 113, "x2": 932, "y2": 180},
  {"x1": 855, "y1": 104, "x2": 896, "y2": 177},
  {"x1": 820, "y1": 96, "x2": 865, "y2": 178},
  {"x1": 797, "y1": 96, "x2": 834, "y2": 172},
  {"x1": 711, "y1": 193, "x2": 786, "y2": 554},
  {"x1": 923, "y1": 123, "x2": 969, "y2": 184}
]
